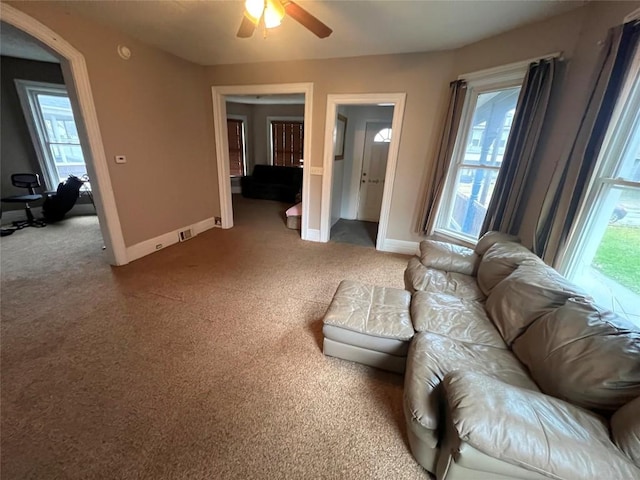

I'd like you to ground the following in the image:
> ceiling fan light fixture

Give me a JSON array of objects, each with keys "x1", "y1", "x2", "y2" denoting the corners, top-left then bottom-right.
[
  {"x1": 264, "y1": 0, "x2": 285, "y2": 28},
  {"x1": 244, "y1": 0, "x2": 264, "y2": 23}
]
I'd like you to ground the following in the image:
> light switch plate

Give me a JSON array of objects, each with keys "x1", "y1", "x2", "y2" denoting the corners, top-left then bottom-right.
[
  {"x1": 310, "y1": 167, "x2": 323, "y2": 176},
  {"x1": 115, "y1": 155, "x2": 127, "y2": 164}
]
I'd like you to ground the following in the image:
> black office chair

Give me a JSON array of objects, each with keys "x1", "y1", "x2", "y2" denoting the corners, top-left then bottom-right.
[{"x1": 1, "y1": 173, "x2": 46, "y2": 229}]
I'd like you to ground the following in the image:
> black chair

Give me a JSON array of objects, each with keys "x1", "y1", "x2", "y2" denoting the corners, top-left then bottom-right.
[{"x1": 1, "y1": 173, "x2": 46, "y2": 229}]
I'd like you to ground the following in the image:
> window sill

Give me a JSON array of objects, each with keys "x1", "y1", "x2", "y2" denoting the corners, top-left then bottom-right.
[{"x1": 432, "y1": 229, "x2": 477, "y2": 249}]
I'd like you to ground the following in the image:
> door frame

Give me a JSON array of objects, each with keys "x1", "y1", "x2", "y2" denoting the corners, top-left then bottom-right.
[
  {"x1": 211, "y1": 83, "x2": 313, "y2": 240},
  {"x1": 321, "y1": 93, "x2": 406, "y2": 250},
  {"x1": 0, "y1": 3, "x2": 127, "y2": 265},
  {"x1": 357, "y1": 120, "x2": 393, "y2": 222}
]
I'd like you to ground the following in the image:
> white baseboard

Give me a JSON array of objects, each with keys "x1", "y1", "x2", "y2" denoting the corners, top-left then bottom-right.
[
  {"x1": 126, "y1": 217, "x2": 216, "y2": 263},
  {"x1": 304, "y1": 228, "x2": 321, "y2": 242},
  {"x1": 379, "y1": 238, "x2": 419, "y2": 255}
]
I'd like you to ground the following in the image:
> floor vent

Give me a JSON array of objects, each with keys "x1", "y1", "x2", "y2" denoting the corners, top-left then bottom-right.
[{"x1": 178, "y1": 228, "x2": 193, "y2": 242}]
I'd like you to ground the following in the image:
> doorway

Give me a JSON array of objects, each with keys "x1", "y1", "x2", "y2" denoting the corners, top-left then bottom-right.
[
  {"x1": 225, "y1": 95, "x2": 305, "y2": 231},
  {"x1": 211, "y1": 83, "x2": 313, "y2": 240},
  {"x1": 321, "y1": 94, "x2": 406, "y2": 251},
  {"x1": 0, "y1": 5, "x2": 126, "y2": 265}
]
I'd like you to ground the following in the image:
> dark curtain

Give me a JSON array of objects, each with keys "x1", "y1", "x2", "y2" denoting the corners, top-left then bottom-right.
[
  {"x1": 420, "y1": 80, "x2": 467, "y2": 234},
  {"x1": 480, "y1": 58, "x2": 556, "y2": 236},
  {"x1": 534, "y1": 20, "x2": 640, "y2": 265}
]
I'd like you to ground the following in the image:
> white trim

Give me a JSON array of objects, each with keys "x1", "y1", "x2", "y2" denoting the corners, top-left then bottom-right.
[
  {"x1": 305, "y1": 228, "x2": 321, "y2": 242},
  {"x1": 211, "y1": 83, "x2": 314, "y2": 239},
  {"x1": 434, "y1": 70, "x2": 525, "y2": 242},
  {"x1": 458, "y1": 51, "x2": 562, "y2": 83},
  {"x1": 379, "y1": 238, "x2": 419, "y2": 256},
  {"x1": 560, "y1": 46, "x2": 640, "y2": 276},
  {"x1": 1, "y1": 3, "x2": 127, "y2": 266},
  {"x1": 321, "y1": 93, "x2": 407, "y2": 252},
  {"x1": 126, "y1": 217, "x2": 216, "y2": 263},
  {"x1": 14, "y1": 80, "x2": 76, "y2": 190},
  {"x1": 266, "y1": 116, "x2": 304, "y2": 165},
  {"x1": 432, "y1": 228, "x2": 476, "y2": 249}
]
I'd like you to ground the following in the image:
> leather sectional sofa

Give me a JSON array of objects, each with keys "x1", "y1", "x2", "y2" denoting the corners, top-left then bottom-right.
[{"x1": 402, "y1": 233, "x2": 640, "y2": 479}]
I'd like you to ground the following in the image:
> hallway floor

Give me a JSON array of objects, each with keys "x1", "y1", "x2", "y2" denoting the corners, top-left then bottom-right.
[{"x1": 330, "y1": 219, "x2": 378, "y2": 248}]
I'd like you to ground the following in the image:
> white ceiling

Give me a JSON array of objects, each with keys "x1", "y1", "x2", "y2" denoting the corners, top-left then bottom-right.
[{"x1": 58, "y1": 0, "x2": 586, "y2": 66}]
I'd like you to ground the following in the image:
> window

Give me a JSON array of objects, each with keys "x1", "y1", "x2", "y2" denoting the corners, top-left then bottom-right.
[
  {"x1": 562, "y1": 50, "x2": 640, "y2": 325},
  {"x1": 271, "y1": 120, "x2": 303, "y2": 167},
  {"x1": 374, "y1": 128, "x2": 392, "y2": 143},
  {"x1": 227, "y1": 118, "x2": 246, "y2": 177},
  {"x1": 16, "y1": 80, "x2": 88, "y2": 190},
  {"x1": 436, "y1": 70, "x2": 524, "y2": 243}
]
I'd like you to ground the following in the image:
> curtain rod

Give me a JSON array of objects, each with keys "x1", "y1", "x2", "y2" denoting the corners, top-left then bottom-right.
[{"x1": 458, "y1": 51, "x2": 564, "y2": 81}]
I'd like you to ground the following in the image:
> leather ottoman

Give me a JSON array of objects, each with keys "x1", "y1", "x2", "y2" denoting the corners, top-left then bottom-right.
[{"x1": 322, "y1": 280, "x2": 415, "y2": 373}]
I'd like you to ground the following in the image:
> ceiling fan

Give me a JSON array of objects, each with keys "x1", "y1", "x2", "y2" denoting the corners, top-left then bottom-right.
[{"x1": 237, "y1": 0, "x2": 333, "y2": 39}]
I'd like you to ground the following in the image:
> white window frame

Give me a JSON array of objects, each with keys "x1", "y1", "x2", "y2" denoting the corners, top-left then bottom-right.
[
  {"x1": 266, "y1": 116, "x2": 304, "y2": 166},
  {"x1": 227, "y1": 114, "x2": 248, "y2": 177},
  {"x1": 374, "y1": 127, "x2": 392, "y2": 143},
  {"x1": 560, "y1": 46, "x2": 640, "y2": 282},
  {"x1": 434, "y1": 63, "x2": 528, "y2": 246},
  {"x1": 15, "y1": 79, "x2": 88, "y2": 191}
]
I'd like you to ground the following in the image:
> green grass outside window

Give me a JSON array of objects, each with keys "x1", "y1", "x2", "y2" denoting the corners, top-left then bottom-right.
[{"x1": 593, "y1": 225, "x2": 640, "y2": 294}]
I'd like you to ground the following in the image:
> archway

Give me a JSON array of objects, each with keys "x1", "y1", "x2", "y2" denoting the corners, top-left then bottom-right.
[{"x1": 0, "y1": 3, "x2": 127, "y2": 265}]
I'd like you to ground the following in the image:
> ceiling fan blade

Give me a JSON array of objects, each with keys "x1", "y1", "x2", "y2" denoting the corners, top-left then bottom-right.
[
  {"x1": 282, "y1": 1, "x2": 332, "y2": 39},
  {"x1": 237, "y1": 15, "x2": 257, "y2": 38}
]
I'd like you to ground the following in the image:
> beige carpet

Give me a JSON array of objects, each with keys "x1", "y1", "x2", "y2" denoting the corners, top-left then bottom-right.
[{"x1": 1, "y1": 197, "x2": 428, "y2": 480}]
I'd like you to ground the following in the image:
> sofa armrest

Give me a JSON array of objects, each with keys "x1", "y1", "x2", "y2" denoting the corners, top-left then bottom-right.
[
  {"x1": 441, "y1": 371, "x2": 640, "y2": 480},
  {"x1": 419, "y1": 240, "x2": 479, "y2": 276}
]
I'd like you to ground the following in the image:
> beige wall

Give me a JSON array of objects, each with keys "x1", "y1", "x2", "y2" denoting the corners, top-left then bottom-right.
[
  {"x1": 7, "y1": 1, "x2": 218, "y2": 247},
  {"x1": 206, "y1": 52, "x2": 455, "y2": 235},
  {"x1": 207, "y1": 1, "x2": 639, "y2": 243},
  {"x1": 451, "y1": 1, "x2": 640, "y2": 247},
  {"x1": 7, "y1": 0, "x2": 639, "y2": 250}
]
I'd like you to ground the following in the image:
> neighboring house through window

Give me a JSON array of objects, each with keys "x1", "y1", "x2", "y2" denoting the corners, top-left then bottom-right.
[
  {"x1": 15, "y1": 80, "x2": 88, "y2": 190},
  {"x1": 435, "y1": 66, "x2": 526, "y2": 243},
  {"x1": 269, "y1": 117, "x2": 303, "y2": 167},
  {"x1": 227, "y1": 117, "x2": 247, "y2": 177}
]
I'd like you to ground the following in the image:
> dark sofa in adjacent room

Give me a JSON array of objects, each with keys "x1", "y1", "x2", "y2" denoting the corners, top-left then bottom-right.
[{"x1": 240, "y1": 165, "x2": 303, "y2": 203}]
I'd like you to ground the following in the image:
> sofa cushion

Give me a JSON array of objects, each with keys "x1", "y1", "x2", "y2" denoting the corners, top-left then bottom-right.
[
  {"x1": 442, "y1": 371, "x2": 640, "y2": 480},
  {"x1": 322, "y1": 280, "x2": 414, "y2": 340},
  {"x1": 418, "y1": 240, "x2": 479, "y2": 276},
  {"x1": 512, "y1": 297, "x2": 640, "y2": 413},
  {"x1": 485, "y1": 263, "x2": 588, "y2": 345},
  {"x1": 404, "y1": 257, "x2": 485, "y2": 300},
  {"x1": 474, "y1": 231, "x2": 520, "y2": 255},
  {"x1": 476, "y1": 242, "x2": 543, "y2": 296},
  {"x1": 403, "y1": 332, "x2": 537, "y2": 435},
  {"x1": 611, "y1": 396, "x2": 640, "y2": 465},
  {"x1": 410, "y1": 292, "x2": 506, "y2": 349}
]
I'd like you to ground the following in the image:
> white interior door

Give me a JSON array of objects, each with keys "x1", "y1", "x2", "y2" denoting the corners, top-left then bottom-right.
[{"x1": 357, "y1": 122, "x2": 391, "y2": 221}]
